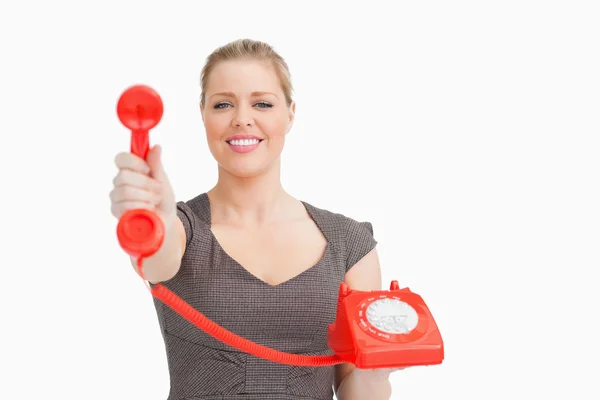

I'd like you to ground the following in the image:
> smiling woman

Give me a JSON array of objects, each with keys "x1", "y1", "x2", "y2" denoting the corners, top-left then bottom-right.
[
  {"x1": 200, "y1": 54, "x2": 295, "y2": 178},
  {"x1": 109, "y1": 38, "x2": 393, "y2": 400}
]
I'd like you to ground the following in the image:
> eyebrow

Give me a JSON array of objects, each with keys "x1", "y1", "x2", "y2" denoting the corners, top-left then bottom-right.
[{"x1": 209, "y1": 91, "x2": 279, "y2": 100}]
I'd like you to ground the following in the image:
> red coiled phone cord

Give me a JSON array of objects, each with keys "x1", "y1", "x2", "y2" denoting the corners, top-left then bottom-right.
[{"x1": 137, "y1": 259, "x2": 344, "y2": 367}]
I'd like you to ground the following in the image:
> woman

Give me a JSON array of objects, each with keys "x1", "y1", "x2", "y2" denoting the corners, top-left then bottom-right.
[{"x1": 110, "y1": 38, "x2": 396, "y2": 400}]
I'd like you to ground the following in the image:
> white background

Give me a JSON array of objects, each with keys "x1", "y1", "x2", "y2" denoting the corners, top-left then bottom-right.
[{"x1": 1, "y1": 0, "x2": 598, "y2": 399}]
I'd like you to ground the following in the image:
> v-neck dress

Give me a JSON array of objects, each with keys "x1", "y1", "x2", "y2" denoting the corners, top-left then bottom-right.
[{"x1": 150, "y1": 193, "x2": 377, "y2": 400}]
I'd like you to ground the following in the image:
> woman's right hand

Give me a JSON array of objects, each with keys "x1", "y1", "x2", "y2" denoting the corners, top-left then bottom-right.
[{"x1": 110, "y1": 145, "x2": 177, "y2": 230}]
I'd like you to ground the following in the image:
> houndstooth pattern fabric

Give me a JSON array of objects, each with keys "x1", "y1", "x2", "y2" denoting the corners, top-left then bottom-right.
[{"x1": 150, "y1": 192, "x2": 377, "y2": 400}]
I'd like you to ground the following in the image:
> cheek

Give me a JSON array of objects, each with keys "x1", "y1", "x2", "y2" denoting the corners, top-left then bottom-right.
[
  {"x1": 204, "y1": 117, "x2": 226, "y2": 141},
  {"x1": 262, "y1": 115, "x2": 289, "y2": 139}
]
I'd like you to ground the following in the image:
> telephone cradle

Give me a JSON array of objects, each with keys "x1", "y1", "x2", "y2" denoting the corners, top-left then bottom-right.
[{"x1": 115, "y1": 84, "x2": 445, "y2": 369}]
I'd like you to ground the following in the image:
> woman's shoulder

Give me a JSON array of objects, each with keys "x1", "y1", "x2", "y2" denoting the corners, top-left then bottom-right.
[
  {"x1": 301, "y1": 200, "x2": 376, "y2": 245},
  {"x1": 302, "y1": 199, "x2": 378, "y2": 271},
  {"x1": 175, "y1": 192, "x2": 211, "y2": 244}
]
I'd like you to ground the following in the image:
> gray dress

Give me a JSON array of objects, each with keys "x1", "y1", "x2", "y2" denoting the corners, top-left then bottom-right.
[{"x1": 150, "y1": 193, "x2": 377, "y2": 400}]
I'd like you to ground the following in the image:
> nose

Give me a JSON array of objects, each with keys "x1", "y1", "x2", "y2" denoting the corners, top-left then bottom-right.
[{"x1": 231, "y1": 105, "x2": 254, "y2": 128}]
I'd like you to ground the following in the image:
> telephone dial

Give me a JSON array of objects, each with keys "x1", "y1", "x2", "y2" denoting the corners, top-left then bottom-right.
[{"x1": 115, "y1": 84, "x2": 445, "y2": 369}]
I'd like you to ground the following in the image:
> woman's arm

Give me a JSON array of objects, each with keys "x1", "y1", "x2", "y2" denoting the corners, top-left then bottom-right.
[
  {"x1": 129, "y1": 216, "x2": 186, "y2": 284},
  {"x1": 334, "y1": 249, "x2": 394, "y2": 400}
]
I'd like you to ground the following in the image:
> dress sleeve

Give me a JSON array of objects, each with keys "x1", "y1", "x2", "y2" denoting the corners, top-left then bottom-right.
[
  {"x1": 345, "y1": 218, "x2": 378, "y2": 272},
  {"x1": 176, "y1": 200, "x2": 196, "y2": 247}
]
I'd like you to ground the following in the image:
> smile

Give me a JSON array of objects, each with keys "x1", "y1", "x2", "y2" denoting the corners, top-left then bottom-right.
[{"x1": 226, "y1": 138, "x2": 263, "y2": 153}]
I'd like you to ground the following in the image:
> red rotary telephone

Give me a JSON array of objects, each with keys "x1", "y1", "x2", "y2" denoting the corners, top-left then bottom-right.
[{"x1": 115, "y1": 84, "x2": 445, "y2": 369}]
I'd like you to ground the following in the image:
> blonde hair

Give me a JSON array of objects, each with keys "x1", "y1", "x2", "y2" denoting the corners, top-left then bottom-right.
[{"x1": 200, "y1": 39, "x2": 294, "y2": 107}]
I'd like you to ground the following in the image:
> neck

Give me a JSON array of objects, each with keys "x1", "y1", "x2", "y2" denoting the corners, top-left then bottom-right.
[{"x1": 207, "y1": 158, "x2": 292, "y2": 226}]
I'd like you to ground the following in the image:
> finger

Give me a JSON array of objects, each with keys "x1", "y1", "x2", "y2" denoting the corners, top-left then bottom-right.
[
  {"x1": 111, "y1": 201, "x2": 154, "y2": 219},
  {"x1": 114, "y1": 152, "x2": 151, "y2": 175},
  {"x1": 109, "y1": 186, "x2": 161, "y2": 205},
  {"x1": 113, "y1": 169, "x2": 162, "y2": 193}
]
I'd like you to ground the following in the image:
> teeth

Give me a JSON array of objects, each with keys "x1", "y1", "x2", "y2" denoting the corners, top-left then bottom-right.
[{"x1": 229, "y1": 139, "x2": 260, "y2": 146}]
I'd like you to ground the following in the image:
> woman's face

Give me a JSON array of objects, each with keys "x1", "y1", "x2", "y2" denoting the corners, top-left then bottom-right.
[{"x1": 201, "y1": 59, "x2": 295, "y2": 178}]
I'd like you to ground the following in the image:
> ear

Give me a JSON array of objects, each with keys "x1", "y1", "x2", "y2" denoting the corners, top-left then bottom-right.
[
  {"x1": 199, "y1": 101, "x2": 205, "y2": 124},
  {"x1": 286, "y1": 101, "x2": 296, "y2": 134}
]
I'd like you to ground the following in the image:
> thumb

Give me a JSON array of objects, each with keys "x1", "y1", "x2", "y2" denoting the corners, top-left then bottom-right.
[{"x1": 146, "y1": 145, "x2": 167, "y2": 182}]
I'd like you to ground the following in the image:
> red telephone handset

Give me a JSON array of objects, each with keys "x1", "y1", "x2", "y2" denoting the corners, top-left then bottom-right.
[
  {"x1": 116, "y1": 85, "x2": 445, "y2": 369},
  {"x1": 116, "y1": 85, "x2": 165, "y2": 263}
]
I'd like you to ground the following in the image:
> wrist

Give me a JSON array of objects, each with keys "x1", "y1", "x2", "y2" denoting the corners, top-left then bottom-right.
[{"x1": 159, "y1": 207, "x2": 177, "y2": 231}]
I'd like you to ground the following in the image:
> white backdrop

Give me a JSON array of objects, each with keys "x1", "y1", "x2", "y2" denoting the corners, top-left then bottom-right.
[{"x1": 1, "y1": 1, "x2": 598, "y2": 399}]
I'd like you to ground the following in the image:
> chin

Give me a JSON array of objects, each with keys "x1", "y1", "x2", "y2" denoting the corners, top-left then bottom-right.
[{"x1": 220, "y1": 159, "x2": 273, "y2": 179}]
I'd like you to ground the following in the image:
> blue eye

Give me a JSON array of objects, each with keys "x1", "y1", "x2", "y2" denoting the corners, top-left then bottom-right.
[
  {"x1": 255, "y1": 102, "x2": 273, "y2": 108},
  {"x1": 214, "y1": 102, "x2": 231, "y2": 109}
]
